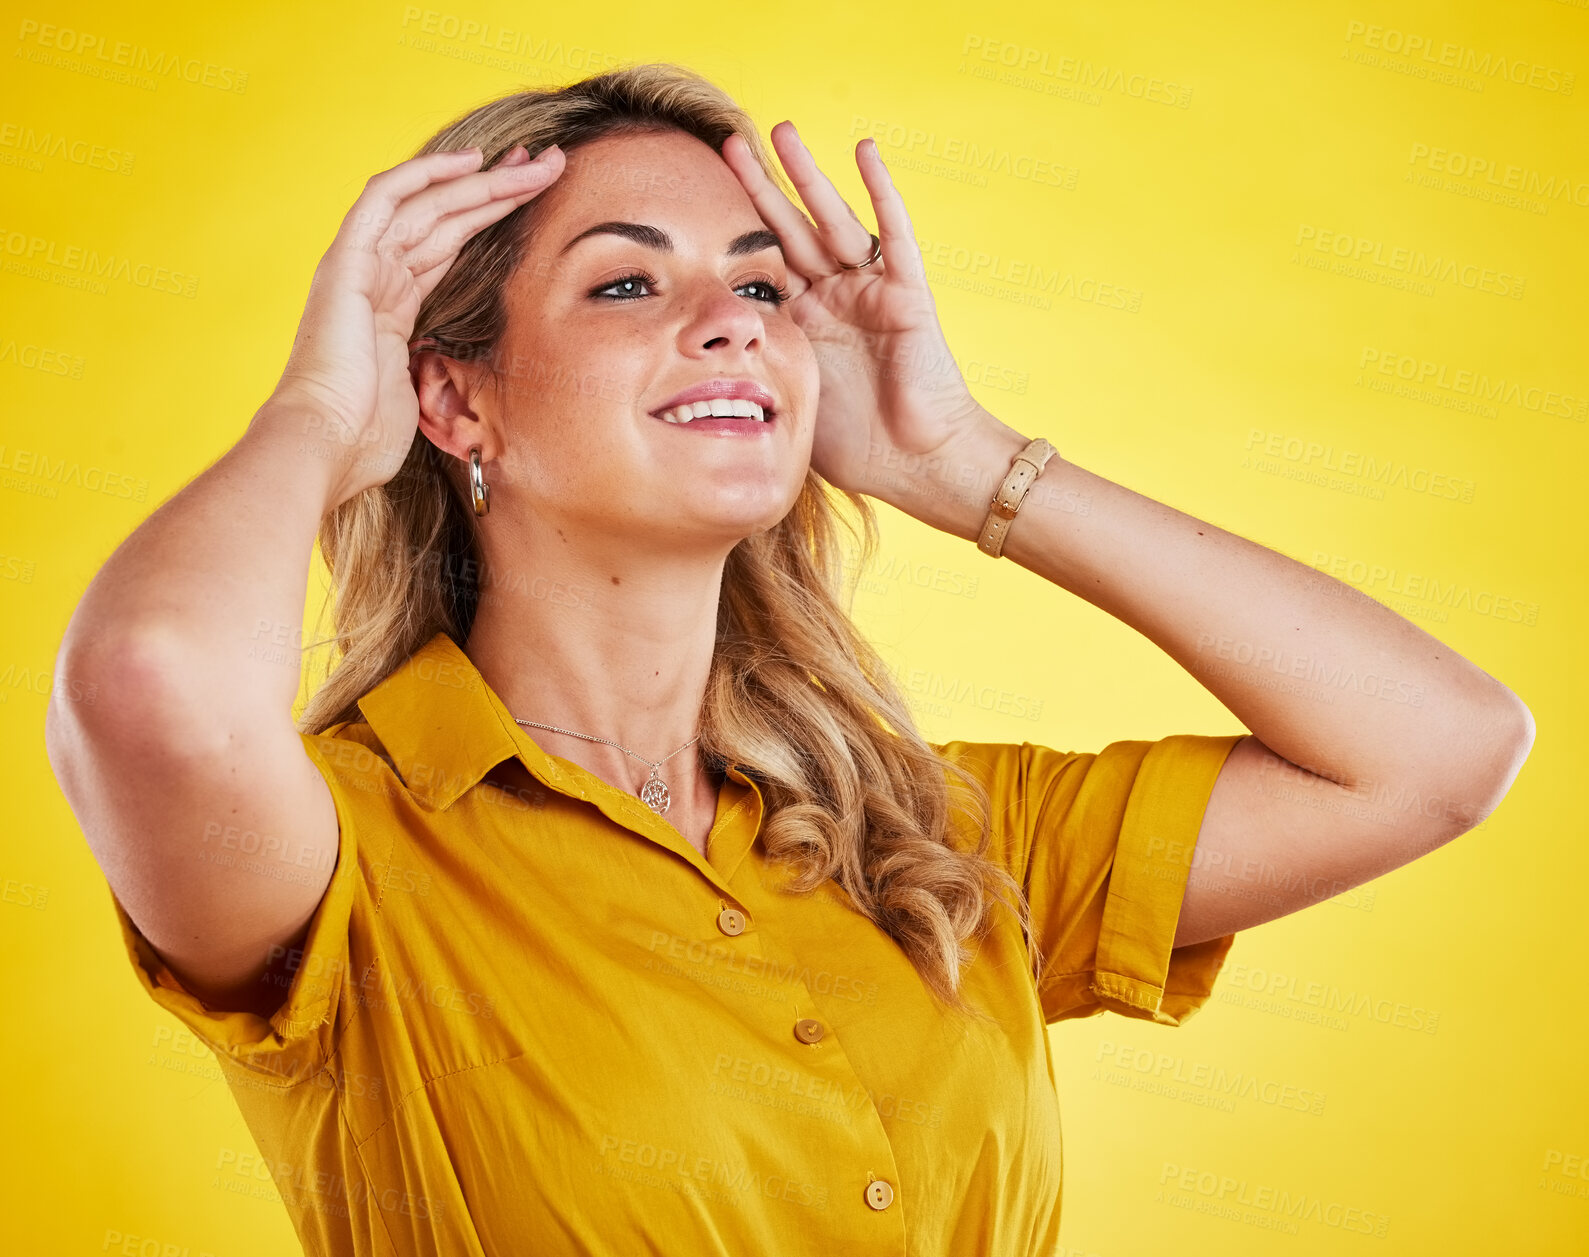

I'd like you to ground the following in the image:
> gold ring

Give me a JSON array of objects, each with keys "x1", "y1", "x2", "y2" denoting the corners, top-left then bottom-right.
[{"x1": 837, "y1": 232, "x2": 882, "y2": 270}]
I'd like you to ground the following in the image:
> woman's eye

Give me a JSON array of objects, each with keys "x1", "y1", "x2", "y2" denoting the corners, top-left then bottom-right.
[
  {"x1": 591, "y1": 273, "x2": 789, "y2": 306},
  {"x1": 594, "y1": 274, "x2": 653, "y2": 301},
  {"x1": 736, "y1": 279, "x2": 789, "y2": 306}
]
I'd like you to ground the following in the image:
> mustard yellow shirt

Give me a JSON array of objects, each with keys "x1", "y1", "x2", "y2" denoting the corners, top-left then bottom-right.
[{"x1": 107, "y1": 630, "x2": 1243, "y2": 1255}]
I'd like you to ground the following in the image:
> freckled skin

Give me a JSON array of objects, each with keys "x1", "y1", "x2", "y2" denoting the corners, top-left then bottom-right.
[
  {"x1": 426, "y1": 128, "x2": 819, "y2": 553},
  {"x1": 411, "y1": 130, "x2": 821, "y2": 852}
]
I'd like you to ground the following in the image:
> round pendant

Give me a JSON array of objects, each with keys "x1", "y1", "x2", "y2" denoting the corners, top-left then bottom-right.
[{"x1": 639, "y1": 776, "x2": 671, "y2": 815}]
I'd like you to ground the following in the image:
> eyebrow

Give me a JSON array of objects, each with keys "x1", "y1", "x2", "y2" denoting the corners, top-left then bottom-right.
[{"x1": 557, "y1": 221, "x2": 782, "y2": 259}]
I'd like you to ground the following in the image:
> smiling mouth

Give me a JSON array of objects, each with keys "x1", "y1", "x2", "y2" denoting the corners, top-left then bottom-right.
[{"x1": 652, "y1": 398, "x2": 774, "y2": 424}]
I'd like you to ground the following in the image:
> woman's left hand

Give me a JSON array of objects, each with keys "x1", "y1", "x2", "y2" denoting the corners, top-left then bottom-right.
[{"x1": 722, "y1": 123, "x2": 989, "y2": 498}]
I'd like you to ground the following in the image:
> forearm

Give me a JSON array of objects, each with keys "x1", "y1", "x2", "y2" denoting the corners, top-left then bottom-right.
[
  {"x1": 874, "y1": 410, "x2": 1532, "y2": 800},
  {"x1": 55, "y1": 399, "x2": 349, "y2": 737}
]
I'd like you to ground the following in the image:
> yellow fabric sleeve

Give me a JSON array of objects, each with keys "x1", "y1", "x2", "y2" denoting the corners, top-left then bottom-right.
[
  {"x1": 104, "y1": 730, "x2": 367, "y2": 1084},
  {"x1": 936, "y1": 732, "x2": 1246, "y2": 1026}
]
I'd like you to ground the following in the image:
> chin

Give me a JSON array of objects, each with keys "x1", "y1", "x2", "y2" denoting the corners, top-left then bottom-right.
[{"x1": 698, "y1": 499, "x2": 796, "y2": 545}]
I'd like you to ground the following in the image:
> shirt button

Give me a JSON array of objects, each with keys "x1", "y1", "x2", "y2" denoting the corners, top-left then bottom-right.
[
  {"x1": 865, "y1": 1179, "x2": 895, "y2": 1211},
  {"x1": 716, "y1": 908, "x2": 747, "y2": 936},
  {"x1": 793, "y1": 1018, "x2": 825, "y2": 1044}
]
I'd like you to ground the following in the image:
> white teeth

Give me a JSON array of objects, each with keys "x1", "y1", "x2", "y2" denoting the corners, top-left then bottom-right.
[{"x1": 657, "y1": 399, "x2": 769, "y2": 423}]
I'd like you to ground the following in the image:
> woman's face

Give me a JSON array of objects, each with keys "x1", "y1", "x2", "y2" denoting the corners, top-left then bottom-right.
[{"x1": 477, "y1": 127, "x2": 818, "y2": 554}]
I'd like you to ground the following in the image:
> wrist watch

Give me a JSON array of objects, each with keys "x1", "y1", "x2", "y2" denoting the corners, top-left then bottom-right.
[{"x1": 977, "y1": 438, "x2": 1058, "y2": 558}]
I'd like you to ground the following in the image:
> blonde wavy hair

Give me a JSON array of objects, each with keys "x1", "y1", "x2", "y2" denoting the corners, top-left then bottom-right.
[{"x1": 297, "y1": 62, "x2": 1039, "y2": 1018}]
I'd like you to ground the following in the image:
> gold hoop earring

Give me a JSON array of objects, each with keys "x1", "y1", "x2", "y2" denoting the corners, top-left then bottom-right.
[{"x1": 469, "y1": 445, "x2": 491, "y2": 516}]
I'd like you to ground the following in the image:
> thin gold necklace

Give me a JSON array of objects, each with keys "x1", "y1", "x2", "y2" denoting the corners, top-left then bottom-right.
[{"x1": 512, "y1": 718, "x2": 700, "y2": 816}]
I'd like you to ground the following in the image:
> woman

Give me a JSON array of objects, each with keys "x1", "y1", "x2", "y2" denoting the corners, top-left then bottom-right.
[{"x1": 46, "y1": 63, "x2": 1532, "y2": 1255}]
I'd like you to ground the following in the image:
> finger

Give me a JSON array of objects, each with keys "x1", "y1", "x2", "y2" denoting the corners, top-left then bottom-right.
[
  {"x1": 405, "y1": 184, "x2": 550, "y2": 299},
  {"x1": 383, "y1": 146, "x2": 563, "y2": 256},
  {"x1": 720, "y1": 131, "x2": 832, "y2": 286},
  {"x1": 768, "y1": 121, "x2": 878, "y2": 269},
  {"x1": 384, "y1": 144, "x2": 530, "y2": 252},
  {"x1": 337, "y1": 147, "x2": 489, "y2": 256},
  {"x1": 854, "y1": 139, "x2": 925, "y2": 283}
]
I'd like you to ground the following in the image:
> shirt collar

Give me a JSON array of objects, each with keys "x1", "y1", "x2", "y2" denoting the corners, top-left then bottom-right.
[{"x1": 355, "y1": 631, "x2": 759, "y2": 832}]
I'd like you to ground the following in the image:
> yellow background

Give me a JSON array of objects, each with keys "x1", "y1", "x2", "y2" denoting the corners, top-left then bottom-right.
[{"x1": 3, "y1": 0, "x2": 1584, "y2": 1252}]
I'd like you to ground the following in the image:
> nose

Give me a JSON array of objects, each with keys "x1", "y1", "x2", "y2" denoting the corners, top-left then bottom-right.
[{"x1": 676, "y1": 277, "x2": 767, "y2": 358}]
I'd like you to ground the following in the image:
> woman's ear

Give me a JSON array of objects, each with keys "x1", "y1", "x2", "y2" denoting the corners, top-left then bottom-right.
[{"x1": 411, "y1": 348, "x2": 496, "y2": 463}]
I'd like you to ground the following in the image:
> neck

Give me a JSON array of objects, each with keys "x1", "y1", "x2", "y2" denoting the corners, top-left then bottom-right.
[{"x1": 462, "y1": 524, "x2": 730, "y2": 801}]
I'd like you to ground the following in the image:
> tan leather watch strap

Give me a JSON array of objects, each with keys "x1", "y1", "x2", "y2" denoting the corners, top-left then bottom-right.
[{"x1": 978, "y1": 438, "x2": 1058, "y2": 558}]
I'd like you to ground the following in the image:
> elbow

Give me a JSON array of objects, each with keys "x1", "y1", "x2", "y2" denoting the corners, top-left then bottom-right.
[
  {"x1": 1488, "y1": 688, "x2": 1535, "y2": 800},
  {"x1": 48, "y1": 624, "x2": 222, "y2": 761},
  {"x1": 1503, "y1": 690, "x2": 1537, "y2": 767},
  {"x1": 1443, "y1": 688, "x2": 1536, "y2": 838}
]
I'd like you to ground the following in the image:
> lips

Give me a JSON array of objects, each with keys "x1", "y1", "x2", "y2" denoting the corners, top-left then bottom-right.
[
  {"x1": 655, "y1": 397, "x2": 771, "y2": 424},
  {"x1": 649, "y1": 378, "x2": 778, "y2": 425}
]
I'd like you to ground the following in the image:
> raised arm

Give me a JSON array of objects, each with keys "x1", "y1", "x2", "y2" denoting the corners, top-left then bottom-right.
[
  {"x1": 877, "y1": 417, "x2": 1535, "y2": 948},
  {"x1": 720, "y1": 121, "x2": 1534, "y2": 950},
  {"x1": 44, "y1": 141, "x2": 566, "y2": 1017},
  {"x1": 45, "y1": 410, "x2": 351, "y2": 1017}
]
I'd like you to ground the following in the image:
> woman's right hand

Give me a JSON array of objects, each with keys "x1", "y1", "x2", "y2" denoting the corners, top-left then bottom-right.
[{"x1": 260, "y1": 142, "x2": 566, "y2": 507}]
